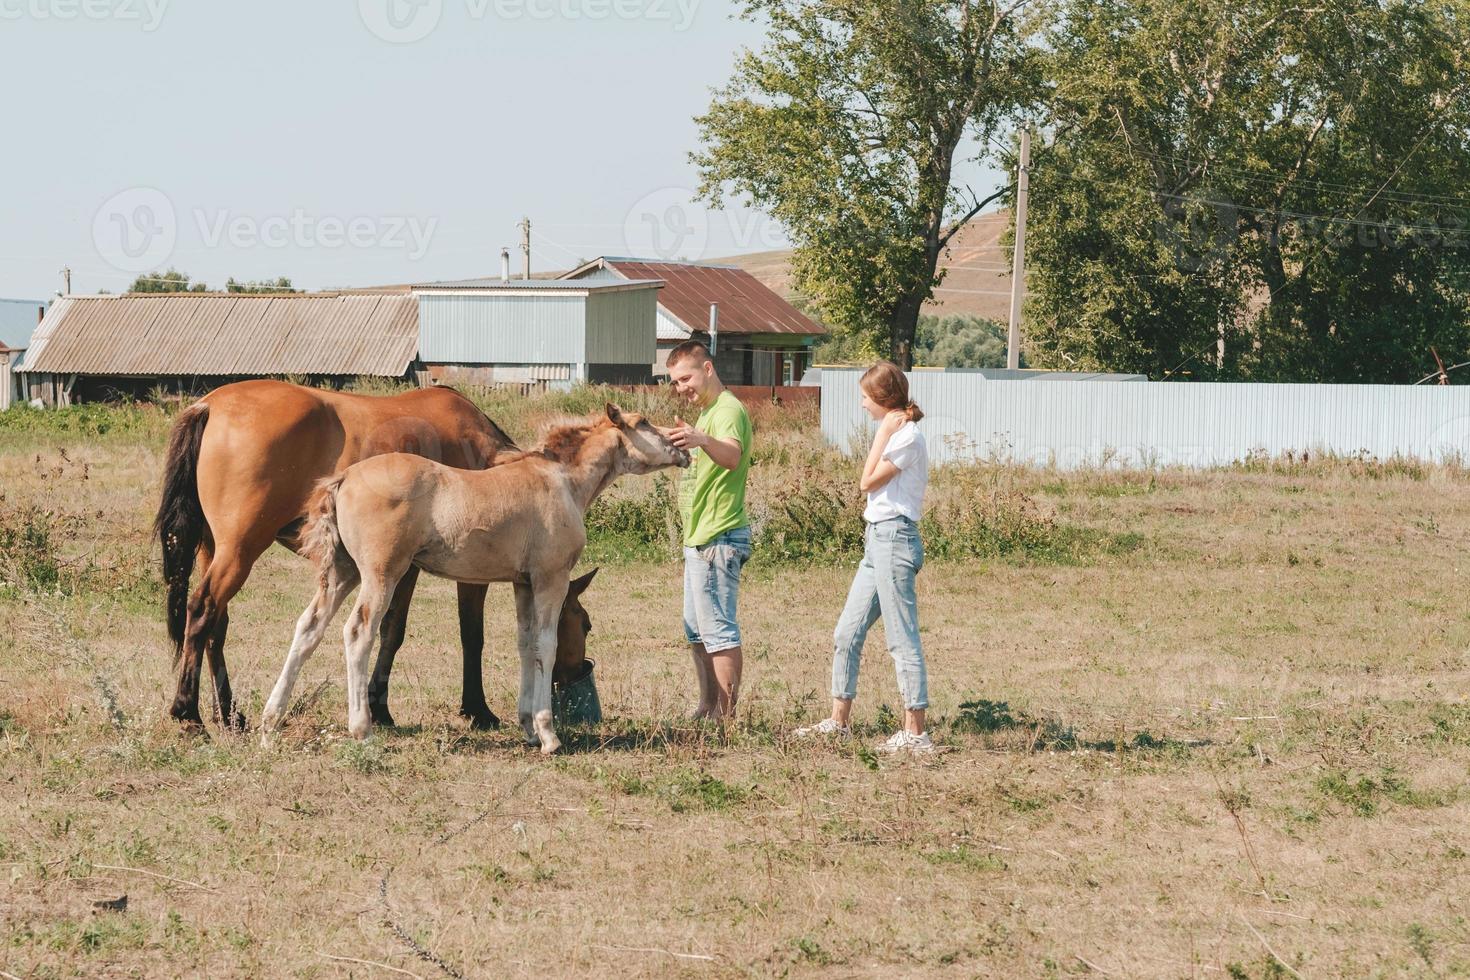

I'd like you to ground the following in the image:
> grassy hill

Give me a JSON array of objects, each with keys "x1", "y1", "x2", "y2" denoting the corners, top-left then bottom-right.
[{"x1": 715, "y1": 209, "x2": 1016, "y2": 323}]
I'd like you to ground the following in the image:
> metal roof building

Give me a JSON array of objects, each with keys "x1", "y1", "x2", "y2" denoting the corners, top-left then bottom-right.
[
  {"x1": 0, "y1": 297, "x2": 47, "y2": 409},
  {"x1": 413, "y1": 276, "x2": 662, "y2": 387},
  {"x1": 561, "y1": 257, "x2": 826, "y2": 386},
  {"x1": 19, "y1": 293, "x2": 419, "y2": 404},
  {"x1": 16, "y1": 277, "x2": 665, "y2": 405}
]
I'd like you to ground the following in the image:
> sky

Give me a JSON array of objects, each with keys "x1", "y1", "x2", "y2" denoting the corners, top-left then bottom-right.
[{"x1": 0, "y1": 0, "x2": 1005, "y2": 300}]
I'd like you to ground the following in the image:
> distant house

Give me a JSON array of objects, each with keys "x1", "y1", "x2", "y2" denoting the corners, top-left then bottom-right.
[
  {"x1": 20, "y1": 292, "x2": 420, "y2": 405},
  {"x1": 561, "y1": 257, "x2": 826, "y2": 386},
  {"x1": 0, "y1": 297, "x2": 48, "y2": 409},
  {"x1": 413, "y1": 276, "x2": 660, "y2": 387},
  {"x1": 18, "y1": 278, "x2": 662, "y2": 406}
]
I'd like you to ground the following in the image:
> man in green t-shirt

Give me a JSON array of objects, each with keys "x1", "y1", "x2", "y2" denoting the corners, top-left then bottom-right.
[{"x1": 664, "y1": 341, "x2": 753, "y2": 721}]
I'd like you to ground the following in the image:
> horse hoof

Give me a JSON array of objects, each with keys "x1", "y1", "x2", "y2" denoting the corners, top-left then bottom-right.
[
  {"x1": 224, "y1": 710, "x2": 248, "y2": 733},
  {"x1": 539, "y1": 737, "x2": 561, "y2": 756},
  {"x1": 370, "y1": 706, "x2": 397, "y2": 728},
  {"x1": 464, "y1": 709, "x2": 501, "y2": 731},
  {"x1": 172, "y1": 710, "x2": 208, "y2": 737}
]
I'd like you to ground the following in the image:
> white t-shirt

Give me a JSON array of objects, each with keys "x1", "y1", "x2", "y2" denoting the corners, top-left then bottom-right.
[{"x1": 864, "y1": 421, "x2": 928, "y2": 523}]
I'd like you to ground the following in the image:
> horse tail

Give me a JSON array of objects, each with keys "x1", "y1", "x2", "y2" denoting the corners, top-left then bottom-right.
[
  {"x1": 155, "y1": 403, "x2": 210, "y2": 656},
  {"x1": 303, "y1": 474, "x2": 348, "y2": 581}
]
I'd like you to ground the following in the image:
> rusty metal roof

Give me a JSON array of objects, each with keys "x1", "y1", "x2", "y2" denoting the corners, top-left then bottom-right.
[
  {"x1": 415, "y1": 276, "x2": 662, "y2": 293},
  {"x1": 562, "y1": 258, "x2": 825, "y2": 337},
  {"x1": 20, "y1": 293, "x2": 419, "y2": 377}
]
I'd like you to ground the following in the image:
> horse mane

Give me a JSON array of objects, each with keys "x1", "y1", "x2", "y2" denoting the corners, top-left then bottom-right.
[{"x1": 503, "y1": 416, "x2": 615, "y2": 465}]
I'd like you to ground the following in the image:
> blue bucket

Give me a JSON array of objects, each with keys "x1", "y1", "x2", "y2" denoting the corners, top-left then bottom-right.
[{"x1": 552, "y1": 659, "x2": 602, "y2": 725}]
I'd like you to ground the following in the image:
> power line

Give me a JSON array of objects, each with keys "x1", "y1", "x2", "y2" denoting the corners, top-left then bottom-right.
[{"x1": 1113, "y1": 146, "x2": 1470, "y2": 209}]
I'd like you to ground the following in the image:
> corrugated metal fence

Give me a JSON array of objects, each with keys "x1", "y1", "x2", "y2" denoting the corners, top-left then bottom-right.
[
  {"x1": 820, "y1": 369, "x2": 1470, "y2": 467},
  {"x1": 0, "y1": 351, "x2": 16, "y2": 410}
]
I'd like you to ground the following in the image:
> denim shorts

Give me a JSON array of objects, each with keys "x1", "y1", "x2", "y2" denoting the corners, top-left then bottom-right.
[{"x1": 682, "y1": 526, "x2": 752, "y2": 653}]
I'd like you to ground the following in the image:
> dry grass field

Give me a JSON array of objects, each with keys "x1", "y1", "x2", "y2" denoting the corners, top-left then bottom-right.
[{"x1": 2, "y1": 399, "x2": 1469, "y2": 978}]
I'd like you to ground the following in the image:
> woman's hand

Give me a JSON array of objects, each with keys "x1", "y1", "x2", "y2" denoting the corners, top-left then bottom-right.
[{"x1": 877, "y1": 409, "x2": 907, "y2": 436}]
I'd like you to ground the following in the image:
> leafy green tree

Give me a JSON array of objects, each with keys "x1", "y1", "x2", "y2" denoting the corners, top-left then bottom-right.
[
  {"x1": 128, "y1": 269, "x2": 208, "y2": 293},
  {"x1": 1025, "y1": 0, "x2": 1470, "y2": 381},
  {"x1": 694, "y1": 0, "x2": 1039, "y2": 369},
  {"x1": 915, "y1": 314, "x2": 1014, "y2": 368},
  {"x1": 225, "y1": 277, "x2": 297, "y2": 294},
  {"x1": 812, "y1": 329, "x2": 881, "y2": 365}
]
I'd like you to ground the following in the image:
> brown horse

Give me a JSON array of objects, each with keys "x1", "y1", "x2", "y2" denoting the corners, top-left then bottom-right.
[
  {"x1": 155, "y1": 379, "x2": 521, "y2": 733},
  {"x1": 263, "y1": 404, "x2": 688, "y2": 753}
]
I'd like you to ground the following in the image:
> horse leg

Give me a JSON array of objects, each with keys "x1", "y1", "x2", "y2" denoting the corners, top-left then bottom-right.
[
  {"x1": 529, "y1": 573, "x2": 571, "y2": 755},
  {"x1": 170, "y1": 539, "x2": 264, "y2": 732},
  {"x1": 366, "y1": 565, "x2": 420, "y2": 728},
  {"x1": 344, "y1": 571, "x2": 398, "y2": 740},
  {"x1": 204, "y1": 610, "x2": 244, "y2": 731},
  {"x1": 456, "y1": 582, "x2": 499, "y2": 730},
  {"x1": 513, "y1": 581, "x2": 538, "y2": 746},
  {"x1": 261, "y1": 555, "x2": 359, "y2": 742}
]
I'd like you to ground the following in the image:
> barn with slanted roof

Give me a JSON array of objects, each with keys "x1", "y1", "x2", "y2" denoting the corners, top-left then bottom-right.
[
  {"x1": 560, "y1": 257, "x2": 826, "y2": 386},
  {"x1": 18, "y1": 276, "x2": 663, "y2": 405}
]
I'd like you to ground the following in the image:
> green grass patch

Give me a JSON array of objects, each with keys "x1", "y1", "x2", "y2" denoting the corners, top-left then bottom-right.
[
  {"x1": 0, "y1": 501, "x2": 161, "y2": 603},
  {"x1": 1315, "y1": 769, "x2": 1452, "y2": 816},
  {"x1": 923, "y1": 844, "x2": 1007, "y2": 872},
  {"x1": 0, "y1": 402, "x2": 172, "y2": 443},
  {"x1": 610, "y1": 765, "x2": 749, "y2": 813}
]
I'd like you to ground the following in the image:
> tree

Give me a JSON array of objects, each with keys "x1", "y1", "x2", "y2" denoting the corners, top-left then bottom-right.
[
  {"x1": 1025, "y1": 0, "x2": 1470, "y2": 381},
  {"x1": 694, "y1": 0, "x2": 1039, "y2": 369},
  {"x1": 226, "y1": 277, "x2": 298, "y2": 294},
  {"x1": 129, "y1": 269, "x2": 208, "y2": 293},
  {"x1": 915, "y1": 313, "x2": 1014, "y2": 367}
]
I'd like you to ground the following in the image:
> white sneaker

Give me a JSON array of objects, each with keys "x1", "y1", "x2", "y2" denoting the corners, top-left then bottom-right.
[
  {"x1": 876, "y1": 730, "x2": 934, "y2": 755},
  {"x1": 793, "y1": 718, "x2": 851, "y2": 740}
]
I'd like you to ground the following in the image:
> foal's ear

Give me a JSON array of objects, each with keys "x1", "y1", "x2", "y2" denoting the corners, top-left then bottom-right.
[
  {"x1": 605, "y1": 402, "x2": 625, "y2": 427},
  {"x1": 569, "y1": 567, "x2": 598, "y2": 597}
]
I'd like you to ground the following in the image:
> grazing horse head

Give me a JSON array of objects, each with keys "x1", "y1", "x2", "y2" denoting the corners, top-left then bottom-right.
[
  {"x1": 603, "y1": 402, "x2": 692, "y2": 473},
  {"x1": 553, "y1": 567, "x2": 597, "y2": 688}
]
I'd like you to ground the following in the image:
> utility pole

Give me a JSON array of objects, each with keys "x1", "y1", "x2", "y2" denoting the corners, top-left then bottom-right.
[
  {"x1": 1006, "y1": 127, "x2": 1030, "y2": 370},
  {"x1": 518, "y1": 217, "x2": 531, "y2": 280},
  {"x1": 61, "y1": 266, "x2": 72, "y2": 296}
]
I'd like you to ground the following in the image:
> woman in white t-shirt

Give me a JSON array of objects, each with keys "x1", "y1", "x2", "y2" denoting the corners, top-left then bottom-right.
[{"x1": 795, "y1": 361, "x2": 932, "y2": 754}]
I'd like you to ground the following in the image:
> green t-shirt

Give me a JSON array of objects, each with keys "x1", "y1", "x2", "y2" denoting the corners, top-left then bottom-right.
[{"x1": 679, "y1": 389, "x2": 753, "y2": 547}]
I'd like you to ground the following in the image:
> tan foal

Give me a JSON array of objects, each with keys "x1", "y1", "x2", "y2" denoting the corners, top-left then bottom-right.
[{"x1": 261, "y1": 404, "x2": 689, "y2": 754}]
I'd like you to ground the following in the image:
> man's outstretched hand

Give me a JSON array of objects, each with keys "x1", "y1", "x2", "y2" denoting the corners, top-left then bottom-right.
[{"x1": 666, "y1": 416, "x2": 705, "y2": 451}]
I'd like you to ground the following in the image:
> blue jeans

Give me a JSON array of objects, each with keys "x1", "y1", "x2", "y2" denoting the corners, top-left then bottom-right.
[
  {"x1": 683, "y1": 526, "x2": 752, "y2": 654},
  {"x1": 832, "y1": 517, "x2": 927, "y2": 709}
]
